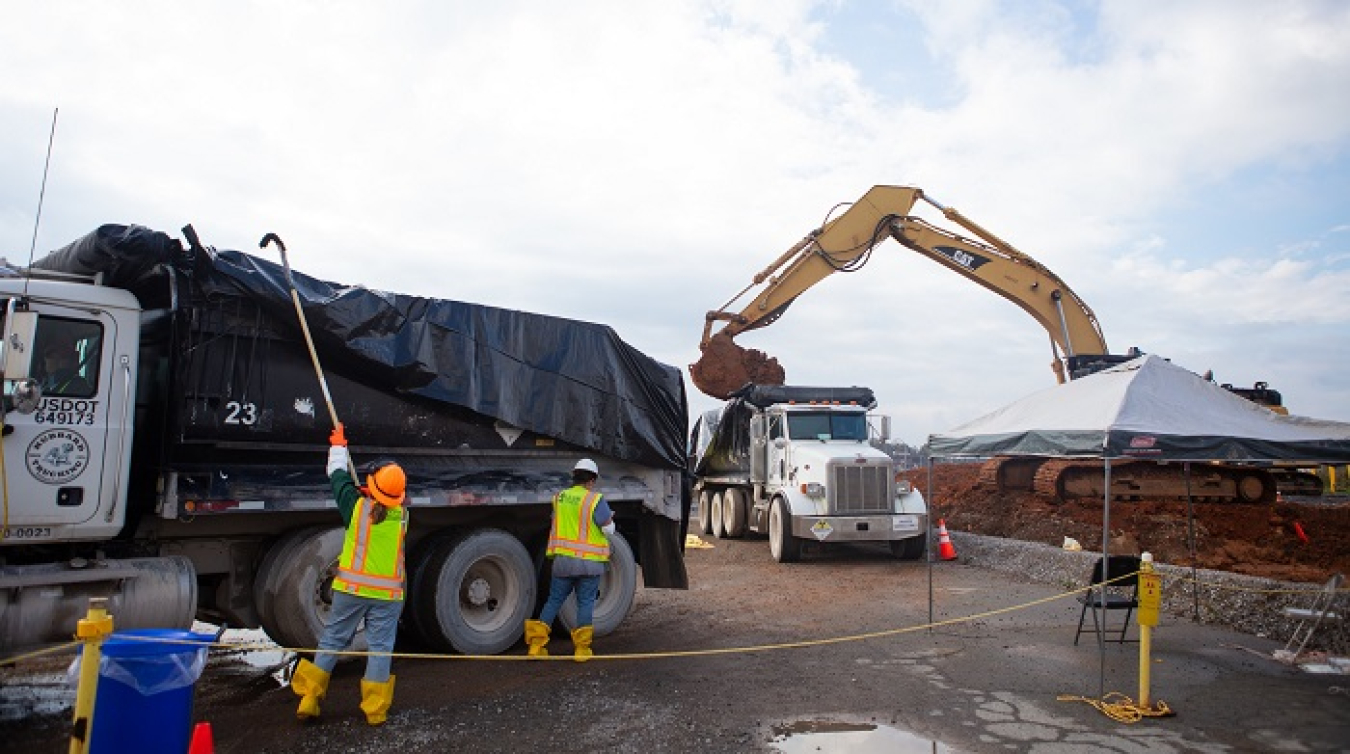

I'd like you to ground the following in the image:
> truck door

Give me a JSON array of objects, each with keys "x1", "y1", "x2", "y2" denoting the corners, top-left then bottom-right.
[
  {"x1": 766, "y1": 413, "x2": 788, "y2": 489},
  {"x1": 2, "y1": 311, "x2": 119, "y2": 536}
]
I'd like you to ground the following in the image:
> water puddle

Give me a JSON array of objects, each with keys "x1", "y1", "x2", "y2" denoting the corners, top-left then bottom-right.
[{"x1": 770, "y1": 719, "x2": 954, "y2": 753}]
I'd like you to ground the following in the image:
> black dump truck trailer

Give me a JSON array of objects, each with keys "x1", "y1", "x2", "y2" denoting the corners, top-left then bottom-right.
[{"x1": 0, "y1": 224, "x2": 689, "y2": 654}]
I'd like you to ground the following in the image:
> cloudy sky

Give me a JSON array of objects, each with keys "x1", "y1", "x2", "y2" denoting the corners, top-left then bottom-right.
[{"x1": 3, "y1": 0, "x2": 1348, "y2": 447}]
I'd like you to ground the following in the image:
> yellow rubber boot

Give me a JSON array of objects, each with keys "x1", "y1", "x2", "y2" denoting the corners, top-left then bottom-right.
[
  {"x1": 571, "y1": 626, "x2": 594, "y2": 662},
  {"x1": 524, "y1": 619, "x2": 551, "y2": 657},
  {"x1": 359, "y1": 675, "x2": 396, "y2": 726},
  {"x1": 291, "y1": 658, "x2": 331, "y2": 720}
]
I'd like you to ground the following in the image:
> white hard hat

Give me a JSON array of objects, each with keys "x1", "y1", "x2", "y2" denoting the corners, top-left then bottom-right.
[{"x1": 574, "y1": 458, "x2": 599, "y2": 475}]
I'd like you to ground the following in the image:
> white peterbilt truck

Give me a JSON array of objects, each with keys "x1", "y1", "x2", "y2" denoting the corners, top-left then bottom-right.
[
  {"x1": 689, "y1": 385, "x2": 928, "y2": 563},
  {"x1": 0, "y1": 224, "x2": 690, "y2": 653}
]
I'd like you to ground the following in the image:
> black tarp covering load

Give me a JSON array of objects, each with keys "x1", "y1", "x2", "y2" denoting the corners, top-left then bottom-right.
[{"x1": 34, "y1": 224, "x2": 688, "y2": 471}]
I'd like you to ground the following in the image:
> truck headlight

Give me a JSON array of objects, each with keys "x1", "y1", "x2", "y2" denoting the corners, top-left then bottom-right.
[{"x1": 800, "y1": 482, "x2": 826, "y2": 498}]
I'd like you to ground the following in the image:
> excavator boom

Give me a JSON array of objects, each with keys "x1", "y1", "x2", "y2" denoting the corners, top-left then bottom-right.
[
  {"x1": 690, "y1": 185, "x2": 1302, "y2": 504},
  {"x1": 691, "y1": 185, "x2": 1111, "y2": 399}
]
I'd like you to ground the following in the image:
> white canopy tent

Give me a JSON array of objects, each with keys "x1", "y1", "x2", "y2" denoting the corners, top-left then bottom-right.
[
  {"x1": 930, "y1": 354, "x2": 1350, "y2": 464},
  {"x1": 925, "y1": 354, "x2": 1350, "y2": 693}
]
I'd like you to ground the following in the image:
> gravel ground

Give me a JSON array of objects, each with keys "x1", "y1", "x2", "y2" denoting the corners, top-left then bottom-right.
[
  {"x1": 3, "y1": 531, "x2": 1347, "y2": 753},
  {"x1": 950, "y1": 531, "x2": 1349, "y2": 655}
]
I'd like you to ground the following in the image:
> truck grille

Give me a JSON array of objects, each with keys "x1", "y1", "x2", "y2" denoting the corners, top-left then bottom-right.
[{"x1": 829, "y1": 463, "x2": 893, "y2": 514}]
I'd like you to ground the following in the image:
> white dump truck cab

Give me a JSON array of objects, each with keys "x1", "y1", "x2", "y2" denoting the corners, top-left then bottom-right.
[{"x1": 692, "y1": 385, "x2": 928, "y2": 563}]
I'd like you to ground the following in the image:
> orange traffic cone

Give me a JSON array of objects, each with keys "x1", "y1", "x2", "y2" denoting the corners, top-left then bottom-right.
[
  {"x1": 188, "y1": 722, "x2": 214, "y2": 754},
  {"x1": 936, "y1": 519, "x2": 958, "y2": 561}
]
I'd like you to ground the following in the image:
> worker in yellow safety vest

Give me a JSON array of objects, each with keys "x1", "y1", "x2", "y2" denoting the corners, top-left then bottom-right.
[
  {"x1": 523, "y1": 458, "x2": 615, "y2": 661},
  {"x1": 291, "y1": 424, "x2": 408, "y2": 725}
]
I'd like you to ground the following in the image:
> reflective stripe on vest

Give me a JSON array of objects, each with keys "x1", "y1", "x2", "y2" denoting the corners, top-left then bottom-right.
[
  {"x1": 546, "y1": 487, "x2": 609, "y2": 561},
  {"x1": 334, "y1": 496, "x2": 408, "y2": 600}
]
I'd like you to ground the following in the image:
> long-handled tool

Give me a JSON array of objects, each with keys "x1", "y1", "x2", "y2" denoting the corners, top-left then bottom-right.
[{"x1": 259, "y1": 232, "x2": 358, "y2": 477}]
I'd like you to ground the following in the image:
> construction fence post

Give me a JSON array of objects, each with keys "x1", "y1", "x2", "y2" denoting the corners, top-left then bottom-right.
[{"x1": 68, "y1": 597, "x2": 114, "y2": 754}]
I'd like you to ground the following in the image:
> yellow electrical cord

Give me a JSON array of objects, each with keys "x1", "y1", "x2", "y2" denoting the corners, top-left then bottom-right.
[{"x1": 1057, "y1": 691, "x2": 1175, "y2": 722}]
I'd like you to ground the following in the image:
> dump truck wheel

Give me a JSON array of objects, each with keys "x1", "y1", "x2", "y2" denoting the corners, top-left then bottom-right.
[
  {"x1": 412, "y1": 528, "x2": 535, "y2": 655},
  {"x1": 710, "y1": 492, "x2": 727, "y2": 539},
  {"x1": 722, "y1": 488, "x2": 748, "y2": 538},
  {"x1": 262, "y1": 526, "x2": 364, "y2": 652},
  {"x1": 253, "y1": 525, "x2": 327, "y2": 642},
  {"x1": 769, "y1": 497, "x2": 801, "y2": 563},
  {"x1": 558, "y1": 531, "x2": 637, "y2": 636},
  {"x1": 889, "y1": 534, "x2": 927, "y2": 560},
  {"x1": 403, "y1": 530, "x2": 459, "y2": 648},
  {"x1": 697, "y1": 490, "x2": 715, "y2": 535}
]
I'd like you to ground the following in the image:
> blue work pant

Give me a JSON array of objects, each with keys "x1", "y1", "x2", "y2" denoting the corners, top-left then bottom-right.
[
  {"x1": 538, "y1": 575, "x2": 601, "y2": 628},
  {"x1": 313, "y1": 590, "x2": 404, "y2": 682}
]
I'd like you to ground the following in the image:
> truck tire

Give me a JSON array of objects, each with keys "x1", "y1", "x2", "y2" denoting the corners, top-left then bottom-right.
[
  {"x1": 889, "y1": 534, "x2": 927, "y2": 560},
  {"x1": 697, "y1": 490, "x2": 715, "y2": 536},
  {"x1": 710, "y1": 492, "x2": 727, "y2": 539},
  {"x1": 411, "y1": 528, "x2": 535, "y2": 655},
  {"x1": 768, "y1": 497, "x2": 801, "y2": 563},
  {"x1": 403, "y1": 530, "x2": 459, "y2": 648},
  {"x1": 558, "y1": 531, "x2": 637, "y2": 636},
  {"x1": 259, "y1": 526, "x2": 363, "y2": 653},
  {"x1": 722, "y1": 488, "x2": 748, "y2": 538},
  {"x1": 253, "y1": 525, "x2": 327, "y2": 641}
]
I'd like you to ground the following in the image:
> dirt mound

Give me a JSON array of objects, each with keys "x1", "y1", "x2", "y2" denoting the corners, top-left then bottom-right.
[
  {"x1": 689, "y1": 332, "x2": 785, "y2": 399},
  {"x1": 901, "y1": 463, "x2": 1350, "y2": 584}
]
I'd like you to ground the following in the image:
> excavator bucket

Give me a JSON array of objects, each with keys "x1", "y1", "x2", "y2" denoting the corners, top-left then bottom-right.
[{"x1": 689, "y1": 332, "x2": 786, "y2": 400}]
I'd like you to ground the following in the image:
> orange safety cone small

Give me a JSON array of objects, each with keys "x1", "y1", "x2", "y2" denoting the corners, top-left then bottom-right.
[
  {"x1": 936, "y1": 519, "x2": 958, "y2": 561},
  {"x1": 188, "y1": 721, "x2": 214, "y2": 754}
]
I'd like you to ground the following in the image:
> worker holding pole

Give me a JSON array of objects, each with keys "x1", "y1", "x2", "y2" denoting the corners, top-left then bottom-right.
[{"x1": 290, "y1": 425, "x2": 409, "y2": 726}]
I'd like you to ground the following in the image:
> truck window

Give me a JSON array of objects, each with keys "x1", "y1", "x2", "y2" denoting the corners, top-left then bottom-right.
[
  {"x1": 786, "y1": 412, "x2": 867, "y2": 441},
  {"x1": 34, "y1": 317, "x2": 102, "y2": 399}
]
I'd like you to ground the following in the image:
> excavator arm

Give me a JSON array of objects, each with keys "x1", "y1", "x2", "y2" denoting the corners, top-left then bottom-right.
[{"x1": 691, "y1": 185, "x2": 1115, "y2": 399}]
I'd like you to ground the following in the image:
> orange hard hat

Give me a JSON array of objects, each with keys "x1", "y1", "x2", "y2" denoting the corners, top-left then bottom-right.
[{"x1": 365, "y1": 461, "x2": 406, "y2": 508}]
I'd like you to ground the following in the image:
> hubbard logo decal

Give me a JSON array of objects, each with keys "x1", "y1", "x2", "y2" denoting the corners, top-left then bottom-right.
[{"x1": 26, "y1": 429, "x2": 91, "y2": 484}]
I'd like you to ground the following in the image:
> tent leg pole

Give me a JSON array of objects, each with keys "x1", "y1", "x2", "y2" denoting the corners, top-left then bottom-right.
[
  {"x1": 926, "y1": 457, "x2": 934, "y2": 634},
  {"x1": 1099, "y1": 458, "x2": 1111, "y2": 698},
  {"x1": 1185, "y1": 462, "x2": 1198, "y2": 622}
]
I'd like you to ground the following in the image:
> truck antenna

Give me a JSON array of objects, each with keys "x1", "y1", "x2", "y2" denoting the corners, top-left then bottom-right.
[{"x1": 26, "y1": 107, "x2": 59, "y2": 271}]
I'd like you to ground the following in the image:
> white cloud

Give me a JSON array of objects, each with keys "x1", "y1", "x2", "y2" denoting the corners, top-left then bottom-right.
[{"x1": 3, "y1": 0, "x2": 1348, "y2": 443}]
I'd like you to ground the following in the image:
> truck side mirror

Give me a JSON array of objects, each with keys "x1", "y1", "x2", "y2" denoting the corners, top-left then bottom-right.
[
  {"x1": 870, "y1": 414, "x2": 891, "y2": 442},
  {"x1": 2, "y1": 306, "x2": 38, "y2": 381},
  {"x1": 9, "y1": 378, "x2": 41, "y2": 414}
]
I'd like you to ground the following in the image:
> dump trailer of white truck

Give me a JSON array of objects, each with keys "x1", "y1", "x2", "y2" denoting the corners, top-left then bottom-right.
[
  {"x1": 690, "y1": 384, "x2": 927, "y2": 563},
  {"x1": 0, "y1": 224, "x2": 689, "y2": 653}
]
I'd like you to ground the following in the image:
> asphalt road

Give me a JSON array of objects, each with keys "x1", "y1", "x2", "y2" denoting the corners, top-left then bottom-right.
[{"x1": 6, "y1": 534, "x2": 1349, "y2": 753}]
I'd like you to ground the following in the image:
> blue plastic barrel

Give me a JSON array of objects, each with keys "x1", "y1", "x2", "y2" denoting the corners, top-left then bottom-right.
[{"x1": 87, "y1": 628, "x2": 215, "y2": 754}]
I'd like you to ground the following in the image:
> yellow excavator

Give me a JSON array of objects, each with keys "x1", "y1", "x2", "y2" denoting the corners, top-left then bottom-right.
[{"x1": 691, "y1": 185, "x2": 1314, "y2": 503}]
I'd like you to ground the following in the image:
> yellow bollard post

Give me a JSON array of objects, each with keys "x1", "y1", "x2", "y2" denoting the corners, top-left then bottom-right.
[
  {"x1": 1135, "y1": 552, "x2": 1161, "y2": 710},
  {"x1": 69, "y1": 597, "x2": 114, "y2": 754}
]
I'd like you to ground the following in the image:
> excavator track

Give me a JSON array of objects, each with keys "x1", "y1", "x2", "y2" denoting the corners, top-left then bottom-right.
[
  {"x1": 977, "y1": 457, "x2": 1046, "y2": 492},
  {"x1": 1022, "y1": 458, "x2": 1277, "y2": 504}
]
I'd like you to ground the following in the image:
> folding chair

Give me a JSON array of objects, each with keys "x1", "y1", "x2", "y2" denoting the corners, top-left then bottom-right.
[
  {"x1": 1282, "y1": 572, "x2": 1344, "y2": 659},
  {"x1": 1074, "y1": 555, "x2": 1141, "y2": 646}
]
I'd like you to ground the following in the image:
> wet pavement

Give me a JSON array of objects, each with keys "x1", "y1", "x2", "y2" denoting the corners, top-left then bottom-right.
[{"x1": 3, "y1": 535, "x2": 1349, "y2": 752}]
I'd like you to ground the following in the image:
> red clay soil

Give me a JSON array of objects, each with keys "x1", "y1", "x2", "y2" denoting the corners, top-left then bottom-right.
[
  {"x1": 689, "y1": 332, "x2": 786, "y2": 399},
  {"x1": 900, "y1": 463, "x2": 1350, "y2": 584}
]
